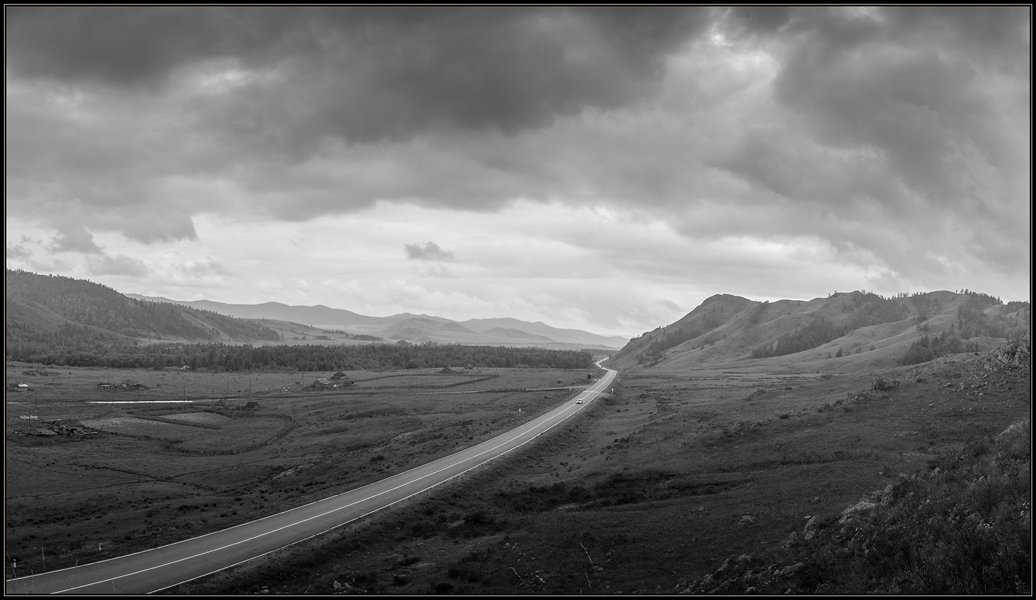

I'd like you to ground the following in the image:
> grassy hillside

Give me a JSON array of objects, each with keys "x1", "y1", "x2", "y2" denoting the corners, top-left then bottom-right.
[
  {"x1": 611, "y1": 290, "x2": 1029, "y2": 371},
  {"x1": 5, "y1": 270, "x2": 281, "y2": 352}
]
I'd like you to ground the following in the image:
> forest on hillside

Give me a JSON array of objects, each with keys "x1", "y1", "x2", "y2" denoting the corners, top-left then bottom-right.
[
  {"x1": 7, "y1": 341, "x2": 596, "y2": 372},
  {"x1": 750, "y1": 292, "x2": 910, "y2": 359},
  {"x1": 5, "y1": 269, "x2": 281, "y2": 346}
]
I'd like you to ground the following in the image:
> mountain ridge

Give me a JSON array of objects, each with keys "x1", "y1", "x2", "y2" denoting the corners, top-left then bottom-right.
[
  {"x1": 124, "y1": 293, "x2": 627, "y2": 349},
  {"x1": 610, "y1": 289, "x2": 1029, "y2": 371}
]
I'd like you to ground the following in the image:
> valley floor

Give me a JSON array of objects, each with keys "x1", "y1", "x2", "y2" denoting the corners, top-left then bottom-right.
[{"x1": 156, "y1": 347, "x2": 1029, "y2": 594}]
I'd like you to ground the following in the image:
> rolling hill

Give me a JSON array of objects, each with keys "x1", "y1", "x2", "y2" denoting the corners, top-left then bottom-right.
[
  {"x1": 125, "y1": 294, "x2": 627, "y2": 350},
  {"x1": 610, "y1": 290, "x2": 1030, "y2": 371},
  {"x1": 5, "y1": 269, "x2": 282, "y2": 348}
]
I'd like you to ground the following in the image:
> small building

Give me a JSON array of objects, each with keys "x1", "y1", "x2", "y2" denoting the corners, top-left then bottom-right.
[
  {"x1": 330, "y1": 371, "x2": 348, "y2": 380},
  {"x1": 50, "y1": 419, "x2": 85, "y2": 436},
  {"x1": 243, "y1": 401, "x2": 261, "y2": 410},
  {"x1": 13, "y1": 383, "x2": 30, "y2": 392},
  {"x1": 97, "y1": 383, "x2": 116, "y2": 390},
  {"x1": 120, "y1": 380, "x2": 147, "y2": 390},
  {"x1": 310, "y1": 378, "x2": 333, "y2": 390}
]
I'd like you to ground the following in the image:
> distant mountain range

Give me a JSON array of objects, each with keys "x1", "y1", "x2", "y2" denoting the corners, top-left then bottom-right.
[
  {"x1": 610, "y1": 290, "x2": 1029, "y2": 370},
  {"x1": 123, "y1": 294, "x2": 629, "y2": 350}
]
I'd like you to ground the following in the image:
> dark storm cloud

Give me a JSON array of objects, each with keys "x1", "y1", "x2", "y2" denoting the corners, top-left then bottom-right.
[
  {"x1": 49, "y1": 227, "x2": 103, "y2": 254},
  {"x1": 703, "y1": 6, "x2": 1029, "y2": 283},
  {"x1": 5, "y1": 6, "x2": 296, "y2": 88},
  {"x1": 5, "y1": 5, "x2": 1028, "y2": 300},
  {"x1": 717, "y1": 6, "x2": 1029, "y2": 203},
  {"x1": 7, "y1": 6, "x2": 710, "y2": 145},
  {"x1": 6, "y1": 6, "x2": 716, "y2": 242},
  {"x1": 405, "y1": 242, "x2": 455, "y2": 262}
]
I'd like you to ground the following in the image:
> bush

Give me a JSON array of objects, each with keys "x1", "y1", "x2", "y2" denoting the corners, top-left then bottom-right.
[
  {"x1": 872, "y1": 377, "x2": 899, "y2": 391},
  {"x1": 760, "y1": 420, "x2": 1029, "y2": 594}
]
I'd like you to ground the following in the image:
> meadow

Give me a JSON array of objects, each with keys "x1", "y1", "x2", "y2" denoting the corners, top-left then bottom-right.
[
  {"x1": 3, "y1": 363, "x2": 594, "y2": 580},
  {"x1": 5, "y1": 350, "x2": 1028, "y2": 594},
  {"x1": 165, "y1": 351, "x2": 1028, "y2": 595}
]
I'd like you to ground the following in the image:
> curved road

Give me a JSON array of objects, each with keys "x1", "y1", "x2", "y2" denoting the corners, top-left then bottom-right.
[{"x1": 6, "y1": 364, "x2": 616, "y2": 594}]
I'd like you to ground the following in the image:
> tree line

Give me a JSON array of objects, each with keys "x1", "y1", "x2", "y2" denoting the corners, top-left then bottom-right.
[
  {"x1": 751, "y1": 316, "x2": 843, "y2": 358},
  {"x1": 8, "y1": 341, "x2": 596, "y2": 372},
  {"x1": 900, "y1": 329, "x2": 980, "y2": 366}
]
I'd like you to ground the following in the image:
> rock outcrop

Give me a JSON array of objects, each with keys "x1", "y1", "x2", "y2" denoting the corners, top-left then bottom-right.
[{"x1": 987, "y1": 332, "x2": 1031, "y2": 370}]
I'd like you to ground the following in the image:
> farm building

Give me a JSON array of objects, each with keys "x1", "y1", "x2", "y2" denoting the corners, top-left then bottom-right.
[
  {"x1": 11, "y1": 383, "x2": 30, "y2": 392},
  {"x1": 96, "y1": 383, "x2": 116, "y2": 390},
  {"x1": 310, "y1": 378, "x2": 333, "y2": 390},
  {"x1": 311, "y1": 377, "x2": 351, "y2": 389},
  {"x1": 243, "y1": 401, "x2": 261, "y2": 410},
  {"x1": 120, "y1": 380, "x2": 147, "y2": 390},
  {"x1": 50, "y1": 419, "x2": 85, "y2": 436},
  {"x1": 330, "y1": 371, "x2": 348, "y2": 380}
]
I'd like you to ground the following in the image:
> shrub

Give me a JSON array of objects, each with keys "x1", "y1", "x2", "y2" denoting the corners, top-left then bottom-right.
[
  {"x1": 872, "y1": 377, "x2": 899, "y2": 391},
  {"x1": 740, "y1": 419, "x2": 1031, "y2": 595}
]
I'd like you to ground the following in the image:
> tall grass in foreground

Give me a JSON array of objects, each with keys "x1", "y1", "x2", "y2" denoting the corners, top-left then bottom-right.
[{"x1": 698, "y1": 419, "x2": 1031, "y2": 595}]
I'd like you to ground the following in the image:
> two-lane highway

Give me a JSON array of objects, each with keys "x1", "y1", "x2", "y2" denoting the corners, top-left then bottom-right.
[{"x1": 6, "y1": 364, "x2": 616, "y2": 594}]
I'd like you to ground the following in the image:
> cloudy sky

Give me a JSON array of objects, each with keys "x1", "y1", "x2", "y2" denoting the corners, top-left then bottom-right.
[{"x1": 5, "y1": 7, "x2": 1030, "y2": 339}]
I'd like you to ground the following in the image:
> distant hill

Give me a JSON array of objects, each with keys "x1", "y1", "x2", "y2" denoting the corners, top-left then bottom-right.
[
  {"x1": 125, "y1": 297, "x2": 411, "y2": 329},
  {"x1": 125, "y1": 294, "x2": 628, "y2": 350},
  {"x1": 5, "y1": 270, "x2": 282, "y2": 350},
  {"x1": 610, "y1": 290, "x2": 1030, "y2": 371},
  {"x1": 462, "y1": 317, "x2": 629, "y2": 348}
]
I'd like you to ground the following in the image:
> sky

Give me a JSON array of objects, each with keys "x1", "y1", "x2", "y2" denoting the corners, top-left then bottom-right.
[{"x1": 5, "y1": 7, "x2": 1031, "y2": 339}]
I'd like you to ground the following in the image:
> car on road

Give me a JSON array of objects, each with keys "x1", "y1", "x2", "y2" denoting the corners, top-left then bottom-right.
[{"x1": 576, "y1": 400, "x2": 583, "y2": 404}]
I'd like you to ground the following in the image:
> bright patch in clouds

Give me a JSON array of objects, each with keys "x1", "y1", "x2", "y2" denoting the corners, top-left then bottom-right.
[{"x1": 5, "y1": 7, "x2": 1029, "y2": 339}]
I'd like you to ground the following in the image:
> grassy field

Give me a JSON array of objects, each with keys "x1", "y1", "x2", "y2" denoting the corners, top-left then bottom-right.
[
  {"x1": 162, "y1": 350, "x2": 1027, "y2": 595},
  {"x1": 3, "y1": 363, "x2": 595, "y2": 580},
  {"x1": 5, "y1": 351, "x2": 1028, "y2": 594}
]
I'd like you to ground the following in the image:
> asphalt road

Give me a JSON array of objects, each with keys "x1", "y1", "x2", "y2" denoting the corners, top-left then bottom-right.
[{"x1": 6, "y1": 365, "x2": 617, "y2": 595}]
